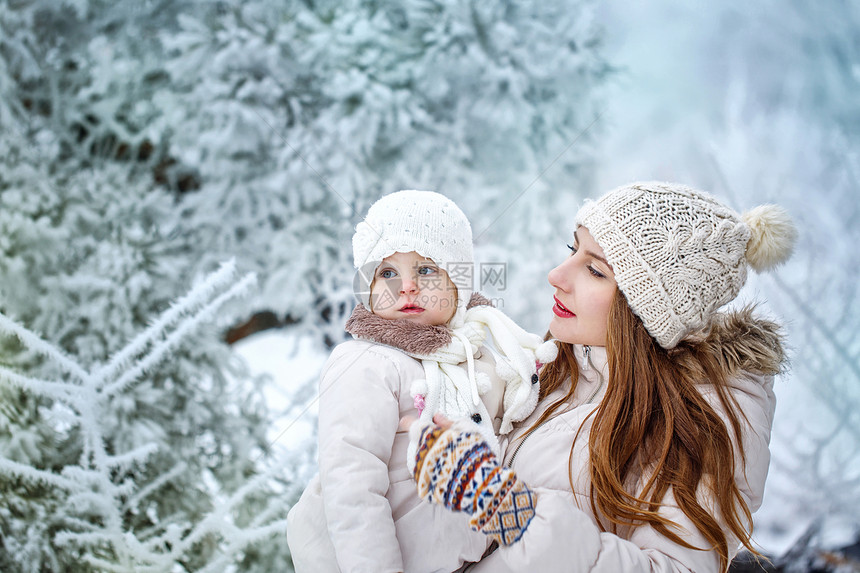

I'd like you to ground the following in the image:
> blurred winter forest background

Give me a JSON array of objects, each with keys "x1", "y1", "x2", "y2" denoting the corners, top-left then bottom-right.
[{"x1": 0, "y1": 0, "x2": 857, "y2": 571}]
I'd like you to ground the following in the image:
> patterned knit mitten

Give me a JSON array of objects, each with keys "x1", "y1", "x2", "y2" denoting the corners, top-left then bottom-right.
[{"x1": 411, "y1": 422, "x2": 537, "y2": 546}]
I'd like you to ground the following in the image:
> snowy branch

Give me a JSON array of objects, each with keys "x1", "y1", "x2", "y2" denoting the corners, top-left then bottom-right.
[
  {"x1": 121, "y1": 462, "x2": 187, "y2": 512},
  {"x1": 0, "y1": 457, "x2": 79, "y2": 490},
  {"x1": 91, "y1": 259, "x2": 242, "y2": 389},
  {"x1": 101, "y1": 271, "x2": 258, "y2": 397},
  {"x1": 0, "y1": 313, "x2": 91, "y2": 384},
  {"x1": 0, "y1": 365, "x2": 80, "y2": 401}
]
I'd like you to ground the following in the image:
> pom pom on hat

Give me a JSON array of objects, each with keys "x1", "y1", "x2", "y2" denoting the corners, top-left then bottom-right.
[
  {"x1": 575, "y1": 181, "x2": 798, "y2": 349},
  {"x1": 742, "y1": 204, "x2": 798, "y2": 272}
]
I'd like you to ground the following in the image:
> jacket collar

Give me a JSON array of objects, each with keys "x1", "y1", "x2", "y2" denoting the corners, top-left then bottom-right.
[
  {"x1": 685, "y1": 306, "x2": 785, "y2": 377},
  {"x1": 344, "y1": 292, "x2": 493, "y2": 355},
  {"x1": 572, "y1": 344, "x2": 609, "y2": 406}
]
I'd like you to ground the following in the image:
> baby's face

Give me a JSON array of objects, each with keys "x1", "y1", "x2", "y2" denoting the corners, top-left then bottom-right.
[{"x1": 370, "y1": 251, "x2": 457, "y2": 326}]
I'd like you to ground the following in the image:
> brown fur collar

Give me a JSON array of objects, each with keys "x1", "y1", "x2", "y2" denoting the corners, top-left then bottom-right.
[
  {"x1": 345, "y1": 292, "x2": 493, "y2": 355},
  {"x1": 672, "y1": 306, "x2": 787, "y2": 378}
]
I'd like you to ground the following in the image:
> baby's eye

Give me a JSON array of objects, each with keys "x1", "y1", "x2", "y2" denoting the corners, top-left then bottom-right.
[
  {"x1": 417, "y1": 266, "x2": 438, "y2": 276},
  {"x1": 567, "y1": 243, "x2": 578, "y2": 255},
  {"x1": 378, "y1": 269, "x2": 397, "y2": 279}
]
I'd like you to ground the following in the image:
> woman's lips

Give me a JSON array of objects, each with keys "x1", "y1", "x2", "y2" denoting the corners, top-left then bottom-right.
[{"x1": 552, "y1": 296, "x2": 575, "y2": 318}]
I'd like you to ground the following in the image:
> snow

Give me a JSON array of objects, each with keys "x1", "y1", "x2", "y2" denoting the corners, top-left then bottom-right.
[{"x1": 231, "y1": 329, "x2": 326, "y2": 454}]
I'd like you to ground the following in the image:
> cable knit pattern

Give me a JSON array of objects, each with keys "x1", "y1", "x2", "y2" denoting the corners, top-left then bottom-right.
[
  {"x1": 412, "y1": 423, "x2": 536, "y2": 546},
  {"x1": 576, "y1": 182, "x2": 752, "y2": 349}
]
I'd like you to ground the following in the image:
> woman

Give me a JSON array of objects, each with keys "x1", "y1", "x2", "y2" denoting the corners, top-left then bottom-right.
[{"x1": 408, "y1": 181, "x2": 797, "y2": 572}]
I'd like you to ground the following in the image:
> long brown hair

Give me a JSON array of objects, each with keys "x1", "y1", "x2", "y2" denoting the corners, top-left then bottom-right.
[{"x1": 533, "y1": 290, "x2": 765, "y2": 572}]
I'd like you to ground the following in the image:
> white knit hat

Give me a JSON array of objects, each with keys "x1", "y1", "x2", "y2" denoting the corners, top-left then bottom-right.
[
  {"x1": 575, "y1": 181, "x2": 797, "y2": 349},
  {"x1": 353, "y1": 190, "x2": 474, "y2": 324}
]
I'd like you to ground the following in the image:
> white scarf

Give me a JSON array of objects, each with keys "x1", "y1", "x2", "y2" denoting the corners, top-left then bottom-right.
[{"x1": 406, "y1": 305, "x2": 558, "y2": 456}]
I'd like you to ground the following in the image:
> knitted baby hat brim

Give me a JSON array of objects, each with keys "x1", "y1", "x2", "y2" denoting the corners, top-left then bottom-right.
[
  {"x1": 353, "y1": 190, "x2": 474, "y2": 270},
  {"x1": 352, "y1": 190, "x2": 475, "y2": 316}
]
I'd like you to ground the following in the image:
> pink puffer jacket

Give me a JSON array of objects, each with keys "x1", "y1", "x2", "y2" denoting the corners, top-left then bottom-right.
[{"x1": 287, "y1": 339, "x2": 501, "y2": 573}]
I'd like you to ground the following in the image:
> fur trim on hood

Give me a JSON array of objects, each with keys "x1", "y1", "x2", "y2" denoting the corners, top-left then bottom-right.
[
  {"x1": 345, "y1": 292, "x2": 493, "y2": 355},
  {"x1": 672, "y1": 305, "x2": 787, "y2": 378}
]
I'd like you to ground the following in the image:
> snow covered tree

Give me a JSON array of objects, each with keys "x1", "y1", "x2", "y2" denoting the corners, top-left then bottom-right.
[
  {"x1": 1, "y1": 5, "x2": 71, "y2": 567},
  {"x1": 0, "y1": 0, "x2": 191, "y2": 170},
  {"x1": 1, "y1": 4, "x2": 296, "y2": 569},
  {"x1": 0, "y1": 132, "x2": 299, "y2": 569},
  {"x1": 1, "y1": 0, "x2": 610, "y2": 568},
  {"x1": 4, "y1": 0, "x2": 610, "y2": 343},
  {"x1": 153, "y1": 0, "x2": 609, "y2": 338},
  {"x1": 0, "y1": 154, "x2": 296, "y2": 569},
  {"x1": 0, "y1": 263, "x2": 297, "y2": 571}
]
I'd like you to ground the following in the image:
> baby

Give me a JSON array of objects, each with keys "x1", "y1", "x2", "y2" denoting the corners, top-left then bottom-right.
[{"x1": 287, "y1": 190, "x2": 556, "y2": 572}]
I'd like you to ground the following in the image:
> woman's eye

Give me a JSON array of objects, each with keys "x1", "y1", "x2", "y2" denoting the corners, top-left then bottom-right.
[{"x1": 588, "y1": 266, "x2": 605, "y2": 279}]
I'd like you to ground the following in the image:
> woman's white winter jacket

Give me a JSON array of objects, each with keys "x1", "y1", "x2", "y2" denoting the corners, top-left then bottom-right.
[{"x1": 467, "y1": 311, "x2": 782, "y2": 573}]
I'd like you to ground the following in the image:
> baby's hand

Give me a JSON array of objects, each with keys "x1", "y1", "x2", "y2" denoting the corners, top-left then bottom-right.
[
  {"x1": 409, "y1": 417, "x2": 536, "y2": 546},
  {"x1": 398, "y1": 412, "x2": 452, "y2": 432}
]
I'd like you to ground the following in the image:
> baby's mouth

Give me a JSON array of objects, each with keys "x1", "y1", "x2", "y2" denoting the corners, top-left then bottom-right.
[{"x1": 399, "y1": 304, "x2": 425, "y2": 314}]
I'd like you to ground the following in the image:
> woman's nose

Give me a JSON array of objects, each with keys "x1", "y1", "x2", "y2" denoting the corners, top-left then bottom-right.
[{"x1": 548, "y1": 259, "x2": 570, "y2": 290}]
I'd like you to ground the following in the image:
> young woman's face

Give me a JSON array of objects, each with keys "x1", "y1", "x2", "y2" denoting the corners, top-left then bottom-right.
[
  {"x1": 370, "y1": 251, "x2": 457, "y2": 326},
  {"x1": 547, "y1": 226, "x2": 617, "y2": 346}
]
